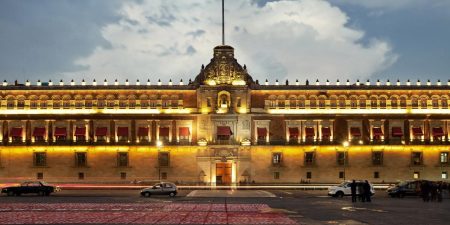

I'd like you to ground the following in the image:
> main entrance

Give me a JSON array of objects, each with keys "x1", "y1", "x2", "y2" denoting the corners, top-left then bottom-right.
[{"x1": 215, "y1": 162, "x2": 232, "y2": 185}]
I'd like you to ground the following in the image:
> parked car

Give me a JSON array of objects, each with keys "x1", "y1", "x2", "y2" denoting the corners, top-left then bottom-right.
[
  {"x1": 1, "y1": 181, "x2": 60, "y2": 196},
  {"x1": 328, "y1": 180, "x2": 375, "y2": 197},
  {"x1": 387, "y1": 180, "x2": 425, "y2": 198},
  {"x1": 140, "y1": 182, "x2": 177, "y2": 197}
]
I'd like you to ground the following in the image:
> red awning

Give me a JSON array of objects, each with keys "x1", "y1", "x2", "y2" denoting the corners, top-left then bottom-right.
[
  {"x1": 117, "y1": 127, "x2": 128, "y2": 137},
  {"x1": 289, "y1": 128, "x2": 299, "y2": 137},
  {"x1": 350, "y1": 127, "x2": 361, "y2": 137},
  {"x1": 392, "y1": 127, "x2": 403, "y2": 137},
  {"x1": 217, "y1": 126, "x2": 233, "y2": 136},
  {"x1": 159, "y1": 127, "x2": 170, "y2": 136},
  {"x1": 137, "y1": 127, "x2": 149, "y2": 136},
  {"x1": 373, "y1": 127, "x2": 383, "y2": 136},
  {"x1": 432, "y1": 127, "x2": 444, "y2": 137},
  {"x1": 54, "y1": 127, "x2": 67, "y2": 136},
  {"x1": 179, "y1": 127, "x2": 190, "y2": 136},
  {"x1": 257, "y1": 127, "x2": 267, "y2": 137},
  {"x1": 33, "y1": 127, "x2": 46, "y2": 137},
  {"x1": 412, "y1": 127, "x2": 423, "y2": 136},
  {"x1": 74, "y1": 127, "x2": 86, "y2": 136},
  {"x1": 305, "y1": 127, "x2": 315, "y2": 137},
  {"x1": 95, "y1": 127, "x2": 108, "y2": 136},
  {"x1": 322, "y1": 127, "x2": 331, "y2": 137},
  {"x1": 10, "y1": 127, "x2": 23, "y2": 137}
]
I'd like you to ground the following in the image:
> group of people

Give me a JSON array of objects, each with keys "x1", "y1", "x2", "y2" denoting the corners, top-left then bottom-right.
[
  {"x1": 350, "y1": 180, "x2": 372, "y2": 203},
  {"x1": 420, "y1": 180, "x2": 447, "y2": 202}
]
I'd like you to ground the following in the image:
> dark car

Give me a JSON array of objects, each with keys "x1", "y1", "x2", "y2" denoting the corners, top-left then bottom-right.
[
  {"x1": 1, "y1": 181, "x2": 60, "y2": 196},
  {"x1": 387, "y1": 180, "x2": 424, "y2": 198},
  {"x1": 140, "y1": 182, "x2": 177, "y2": 197}
]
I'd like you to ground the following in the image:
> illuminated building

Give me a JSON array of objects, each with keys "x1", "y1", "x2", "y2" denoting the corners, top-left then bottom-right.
[{"x1": 1, "y1": 44, "x2": 449, "y2": 185}]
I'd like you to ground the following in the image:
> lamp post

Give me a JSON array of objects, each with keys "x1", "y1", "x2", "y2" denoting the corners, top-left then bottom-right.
[{"x1": 342, "y1": 141, "x2": 350, "y2": 181}]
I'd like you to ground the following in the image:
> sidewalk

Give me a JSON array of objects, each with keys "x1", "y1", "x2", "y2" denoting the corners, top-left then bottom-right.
[{"x1": 0, "y1": 182, "x2": 391, "y2": 190}]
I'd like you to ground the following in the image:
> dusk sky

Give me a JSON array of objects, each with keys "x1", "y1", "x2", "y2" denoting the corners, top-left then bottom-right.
[{"x1": 0, "y1": 0, "x2": 449, "y2": 83}]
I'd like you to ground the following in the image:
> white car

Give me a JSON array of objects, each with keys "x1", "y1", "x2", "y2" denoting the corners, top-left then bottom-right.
[{"x1": 328, "y1": 180, "x2": 375, "y2": 197}]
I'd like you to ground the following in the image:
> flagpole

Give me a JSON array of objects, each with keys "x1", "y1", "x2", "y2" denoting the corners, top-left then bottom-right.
[{"x1": 222, "y1": 0, "x2": 225, "y2": 45}]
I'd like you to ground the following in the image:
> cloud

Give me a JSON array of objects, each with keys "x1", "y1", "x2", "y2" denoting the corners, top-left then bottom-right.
[
  {"x1": 329, "y1": 0, "x2": 450, "y2": 10},
  {"x1": 68, "y1": 0, "x2": 397, "y2": 82}
]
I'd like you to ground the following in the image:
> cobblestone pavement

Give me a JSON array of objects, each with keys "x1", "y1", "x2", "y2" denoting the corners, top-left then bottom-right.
[{"x1": 0, "y1": 203, "x2": 296, "y2": 225}]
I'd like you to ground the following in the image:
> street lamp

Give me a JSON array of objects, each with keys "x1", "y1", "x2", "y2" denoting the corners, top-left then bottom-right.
[{"x1": 342, "y1": 141, "x2": 350, "y2": 181}]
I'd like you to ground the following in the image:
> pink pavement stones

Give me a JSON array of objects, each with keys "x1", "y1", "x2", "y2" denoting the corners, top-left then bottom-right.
[{"x1": 0, "y1": 203, "x2": 297, "y2": 224}]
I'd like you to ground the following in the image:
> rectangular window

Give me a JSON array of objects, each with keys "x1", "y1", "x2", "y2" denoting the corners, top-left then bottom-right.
[
  {"x1": 274, "y1": 172, "x2": 280, "y2": 179},
  {"x1": 36, "y1": 172, "x2": 43, "y2": 180},
  {"x1": 306, "y1": 171, "x2": 312, "y2": 179},
  {"x1": 120, "y1": 172, "x2": 127, "y2": 180},
  {"x1": 337, "y1": 152, "x2": 347, "y2": 165},
  {"x1": 411, "y1": 152, "x2": 423, "y2": 166},
  {"x1": 413, "y1": 171, "x2": 420, "y2": 179},
  {"x1": 78, "y1": 172, "x2": 84, "y2": 180},
  {"x1": 440, "y1": 152, "x2": 449, "y2": 164},
  {"x1": 236, "y1": 97, "x2": 241, "y2": 107},
  {"x1": 161, "y1": 172, "x2": 168, "y2": 180},
  {"x1": 374, "y1": 171, "x2": 380, "y2": 179},
  {"x1": 304, "y1": 152, "x2": 315, "y2": 165},
  {"x1": 117, "y1": 152, "x2": 129, "y2": 167},
  {"x1": 75, "y1": 152, "x2": 87, "y2": 167},
  {"x1": 372, "y1": 151, "x2": 383, "y2": 166},
  {"x1": 159, "y1": 152, "x2": 170, "y2": 167},
  {"x1": 34, "y1": 152, "x2": 47, "y2": 167},
  {"x1": 272, "y1": 153, "x2": 282, "y2": 165},
  {"x1": 339, "y1": 171, "x2": 345, "y2": 179},
  {"x1": 442, "y1": 172, "x2": 448, "y2": 179},
  {"x1": 206, "y1": 98, "x2": 212, "y2": 107}
]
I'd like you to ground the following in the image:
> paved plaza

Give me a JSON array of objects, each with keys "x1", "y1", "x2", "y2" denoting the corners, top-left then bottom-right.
[{"x1": 1, "y1": 189, "x2": 450, "y2": 224}]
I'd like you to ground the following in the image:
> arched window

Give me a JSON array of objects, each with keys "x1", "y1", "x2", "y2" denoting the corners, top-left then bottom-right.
[
  {"x1": 400, "y1": 96, "x2": 407, "y2": 109},
  {"x1": 432, "y1": 97, "x2": 439, "y2": 109},
  {"x1": 350, "y1": 96, "x2": 357, "y2": 109},
  {"x1": 309, "y1": 96, "x2": 317, "y2": 109},
  {"x1": 411, "y1": 96, "x2": 419, "y2": 108},
  {"x1": 359, "y1": 97, "x2": 366, "y2": 109},
  {"x1": 330, "y1": 96, "x2": 337, "y2": 109},
  {"x1": 442, "y1": 96, "x2": 448, "y2": 109},
  {"x1": 319, "y1": 96, "x2": 326, "y2": 109},
  {"x1": 420, "y1": 96, "x2": 428, "y2": 109},
  {"x1": 338, "y1": 96, "x2": 346, "y2": 109},
  {"x1": 370, "y1": 96, "x2": 378, "y2": 109},
  {"x1": 298, "y1": 96, "x2": 306, "y2": 109},
  {"x1": 380, "y1": 97, "x2": 387, "y2": 109},
  {"x1": 390, "y1": 96, "x2": 398, "y2": 109},
  {"x1": 289, "y1": 96, "x2": 297, "y2": 109},
  {"x1": 277, "y1": 96, "x2": 286, "y2": 108}
]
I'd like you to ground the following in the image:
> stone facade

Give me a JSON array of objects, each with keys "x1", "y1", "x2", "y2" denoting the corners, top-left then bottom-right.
[{"x1": 0, "y1": 45, "x2": 450, "y2": 184}]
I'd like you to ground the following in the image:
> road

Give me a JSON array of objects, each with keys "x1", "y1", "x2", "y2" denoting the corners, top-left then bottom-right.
[{"x1": 1, "y1": 189, "x2": 449, "y2": 224}]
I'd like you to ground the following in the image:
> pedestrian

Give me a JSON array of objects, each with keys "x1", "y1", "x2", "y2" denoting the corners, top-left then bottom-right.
[
  {"x1": 364, "y1": 180, "x2": 371, "y2": 202},
  {"x1": 437, "y1": 182, "x2": 443, "y2": 202},
  {"x1": 430, "y1": 182, "x2": 437, "y2": 202},
  {"x1": 350, "y1": 180, "x2": 357, "y2": 203},
  {"x1": 358, "y1": 182, "x2": 365, "y2": 202},
  {"x1": 421, "y1": 181, "x2": 429, "y2": 202}
]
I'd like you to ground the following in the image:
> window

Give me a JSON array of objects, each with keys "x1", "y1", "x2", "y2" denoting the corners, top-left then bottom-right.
[
  {"x1": 75, "y1": 152, "x2": 87, "y2": 167},
  {"x1": 413, "y1": 171, "x2": 420, "y2": 179},
  {"x1": 337, "y1": 152, "x2": 347, "y2": 165},
  {"x1": 37, "y1": 172, "x2": 44, "y2": 180},
  {"x1": 120, "y1": 172, "x2": 127, "y2": 180},
  {"x1": 159, "y1": 152, "x2": 170, "y2": 167},
  {"x1": 374, "y1": 172, "x2": 380, "y2": 179},
  {"x1": 161, "y1": 172, "x2": 168, "y2": 180},
  {"x1": 306, "y1": 171, "x2": 312, "y2": 179},
  {"x1": 34, "y1": 152, "x2": 47, "y2": 167},
  {"x1": 236, "y1": 97, "x2": 241, "y2": 108},
  {"x1": 274, "y1": 172, "x2": 280, "y2": 179},
  {"x1": 117, "y1": 152, "x2": 129, "y2": 167},
  {"x1": 304, "y1": 152, "x2": 315, "y2": 165},
  {"x1": 440, "y1": 152, "x2": 449, "y2": 164},
  {"x1": 78, "y1": 172, "x2": 84, "y2": 180},
  {"x1": 206, "y1": 98, "x2": 212, "y2": 107},
  {"x1": 411, "y1": 152, "x2": 423, "y2": 166},
  {"x1": 442, "y1": 172, "x2": 448, "y2": 179},
  {"x1": 272, "y1": 153, "x2": 282, "y2": 165},
  {"x1": 339, "y1": 171, "x2": 345, "y2": 179},
  {"x1": 372, "y1": 152, "x2": 383, "y2": 166}
]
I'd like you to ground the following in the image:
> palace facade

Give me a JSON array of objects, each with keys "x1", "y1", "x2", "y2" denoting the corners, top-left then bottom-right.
[{"x1": 1, "y1": 45, "x2": 450, "y2": 184}]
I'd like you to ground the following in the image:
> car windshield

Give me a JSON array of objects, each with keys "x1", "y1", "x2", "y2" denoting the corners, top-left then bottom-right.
[{"x1": 338, "y1": 182, "x2": 349, "y2": 187}]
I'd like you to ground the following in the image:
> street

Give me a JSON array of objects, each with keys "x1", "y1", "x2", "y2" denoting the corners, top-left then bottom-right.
[{"x1": 1, "y1": 189, "x2": 449, "y2": 224}]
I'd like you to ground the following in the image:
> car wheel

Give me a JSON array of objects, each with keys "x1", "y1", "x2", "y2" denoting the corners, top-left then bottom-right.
[
  {"x1": 143, "y1": 192, "x2": 151, "y2": 198},
  {"x1": 335, "y1": 192, "x2": 344, "y2": 198},
  {"x1": 169, "y1": 192, "x2": 176, "y2": 197},
  {"x1": 7, "y1": 191, "x2": 14, "y2": 196}
]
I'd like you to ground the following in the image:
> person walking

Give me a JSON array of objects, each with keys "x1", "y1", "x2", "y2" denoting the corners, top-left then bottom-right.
[
  {"x1": 358, "y1": 182, "x2": 365, "y2": 202},
  {"x1": 364, "y1": 180, "x2": 371, "y2": 202},
  {"x1": 350, "y1": 180, "x2": 357, "y2": 203},
  {"x1": 421, "y1": 181, "x2": 429, "y2": 202}
]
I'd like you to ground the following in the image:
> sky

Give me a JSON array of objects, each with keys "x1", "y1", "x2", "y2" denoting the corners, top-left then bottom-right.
[{"x1": 0, "y1": 0, "x2": 449, "y2": 83}]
